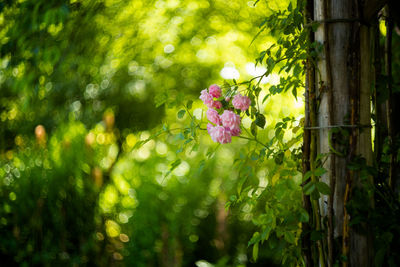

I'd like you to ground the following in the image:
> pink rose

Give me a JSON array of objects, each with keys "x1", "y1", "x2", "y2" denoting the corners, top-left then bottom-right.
[
  {"x1": 232, "y1": 94, "x2": 251, "y2": 111},
  {"x1": 208, "y1": 124, "x2": 231, "y2": 144},
  {"x1": 207, "y1": 123, "x2": 215, "y2": 136},
  {"x1": 208, "y1": 84, "x2": 221, "y2": 98},
  {"x1": 200, "y1": 89, "x2": 214, "y2": 108},
  {"x1": 206, "y1": 109, "x2": 221, "y2": 125},
  {"x1": 220, "y1": 110, "x2": 241, "y2": 130},
  {"x1": 229, "y1": 125, "x2": 241, "y2": 136},
  {"x1": 200, "y1": 89, "x2": 222, "y2": 109}
]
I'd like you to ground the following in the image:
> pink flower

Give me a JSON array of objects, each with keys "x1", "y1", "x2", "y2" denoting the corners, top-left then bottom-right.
[
  {"x1": 232, "y1": 94, "x2": 251, "y2": 111},
  {"x1": 200, "y1": 89, "x2": 214, "y2": 107},
  {"x1": 225, "y1": 97, "x2": 231, "y2": 102},
  {"x1": 208, "y1": 84, "x2": 221, "y2": 98},
  {"x1": 212, "y1": 101, "x2": 222, "y2": 109},
  {"x1": 229, "y1": 125, "x2": 241, "y2": 136},
  {"x1": 206, "y1": 109, "x2": 221, "y2": 125},
  {"x1": 208, "y1": 124, "x2": 231, "y2": 144},
  {"x1": 220, "y1": 110, "x2": 241, "y2": 130},
  {"x1": 200, "y1": 89, "x2": 222, "y2": 109},
  {"x1": 207, "y1": 123, "x2": 215, "y2": 135}
]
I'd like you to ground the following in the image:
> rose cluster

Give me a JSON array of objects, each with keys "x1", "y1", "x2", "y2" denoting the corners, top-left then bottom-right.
[{"x1": 200, "y1": 84, "x2": 251, "y2": 144}]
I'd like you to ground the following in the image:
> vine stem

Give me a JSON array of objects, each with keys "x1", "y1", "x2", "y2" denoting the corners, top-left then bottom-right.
[
  {"x1": 237, "y1": 135, "x2": 268, "y2": 149},
  {"x1": 302, "y1": 1, "x2": 317, "y2": 266},
  {"x1": 183, "y1": 105, "x2": 204, "y2": 130},
  {"x1": 219, "y1": 57, "x2": 291, "y2": 90},
  {"x1": 309, "y1": 3, "x2": 326, "y2": 261},
  {"x1": 136, "y1": 127, "x2": 190, "y2": 149}
]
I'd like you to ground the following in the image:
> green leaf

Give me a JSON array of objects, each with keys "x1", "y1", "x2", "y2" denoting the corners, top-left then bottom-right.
[
  {"x1": 255, "y1": 113, "x2": 266, "y2": 128},
  {"x1": 183, "y1": 138, "x2": 193, "y2": 145},
  {"x1": 303, "y1": 181, "x2": 315, "y2": 195},
  {"x1": 264, "y1": 209, "x2": 275, "y2": 227},
  {"x1": 259, "y1": 148, "x2": 266, "y2": 159},
  {"x1": 251, "y1": 121, "x2": 257, "y2": 137},
  {"x1": 275, "y1": 127, "x2": 282, "y2": 138},
  {"x1": 275, "y1": 184, "x2": 286, "y2": 200},
  {"x1": 206, "y1": 148, "x2": 215, "y2": 159},
  {"x1": 274, "y1": 152, "x2": 284, "y2": 165},
  {"x1": 252, "y1": 242, "x2": 259, "y2": 262},
  {"x1": 154, "y1": 92, "x2": 168, "y2": 107},
  {"x1": 169, "y1": 159, "x2": 181, "y2": 171},
  {"x1": 165, "y1": 159, "x2": 182, "y2": 178},
  {"x1": 284, "y1": 231, "x2": 295, "y2": 244},
  {"x1": 248, "y1": 232, "x2": 260, "y2": 247},
  {"x1": 312, "y1": 22, "x2": 320, "y2": 32},
  {"x1": 293, "y1": 64, "x2": 302, "y2": 77},
  {"x1": 229, "y1": 195, "x2": 237, "y2": 202},
  {"x1": 260, "y1": 226, "x2": 272, "y2": 241},
  {"x1": 253, "y1": 85, "x2": 261, "y2": 97},
  {"x1": 314, "y1": 167, "x2": 327, "y2": 177},
  {"x1": 311, "y1": 190, "x2": 320, "y2": 200},
  {"x1": 174, "y1": 133, "x2": 185, "y2": 141},
  {"x1": 191, "y1": 143, "x2": 199, "y2": 152},
  {"x1": 292, "y1": 87, "x2": 297, "y2": 99},
  {"x1": 186, "y1": 100, "x2": 193, "y2": 109},
  {"x1": 267, "y1": 57, "x2": 275, "y2": 72},
  {"x1": 276, "y1": 47, "x2": 282, "y2": 58},
  {"x1": 303, "y1": 170, "x2": 312, "y2": 181},
  {"x1": 316, "y1": 182, "x2": 331, "y2": 195},
  {"x1": 237, "y1": 175, "x2": 247, "y2": 195},
  {"x1": 177, "y1": 109, "x2": 186, "y2": 119},
  {"x1": 299, "y1": 209, "x2": 309, "y2": 222}
]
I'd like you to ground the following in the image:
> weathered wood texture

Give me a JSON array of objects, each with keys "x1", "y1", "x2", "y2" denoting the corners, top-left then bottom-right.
[
  {"x1": 315, "y1": 0, "x2": 352, "y2": 238},
  {"x1": 314, "y1": 0, "x2": 374, "y2": 266},
  {"x1": 350, "y1": 24, "x2": 374, "y2": 267}
]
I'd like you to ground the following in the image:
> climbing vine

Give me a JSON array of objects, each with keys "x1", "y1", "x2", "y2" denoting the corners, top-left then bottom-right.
[{"x1": 168, "y1": 0, "x2": 400, "y2": 266}]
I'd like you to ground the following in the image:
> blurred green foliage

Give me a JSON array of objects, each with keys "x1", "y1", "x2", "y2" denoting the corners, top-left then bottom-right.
[{"x1": 0, "y1": 0, "x2": 306, "y2": 266}]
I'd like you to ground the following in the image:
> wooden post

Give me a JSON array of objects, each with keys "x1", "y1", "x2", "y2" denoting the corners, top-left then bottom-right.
[{"x1": 312, "y1": 0, "x2": 380, "y2": 265}]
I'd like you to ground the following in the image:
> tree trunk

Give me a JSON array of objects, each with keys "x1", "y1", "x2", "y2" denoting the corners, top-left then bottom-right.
[
  {"x1": 351, "y1": 23, "x2": 374, "y2": 267},
  {"x1": 313, "y1": 0, "x2": 376, "y2": 265}
]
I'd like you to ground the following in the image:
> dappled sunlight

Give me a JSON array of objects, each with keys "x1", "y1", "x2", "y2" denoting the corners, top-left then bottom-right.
[{"x1": 0, "y1": 0, "x2": 326, "y2": 266}]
